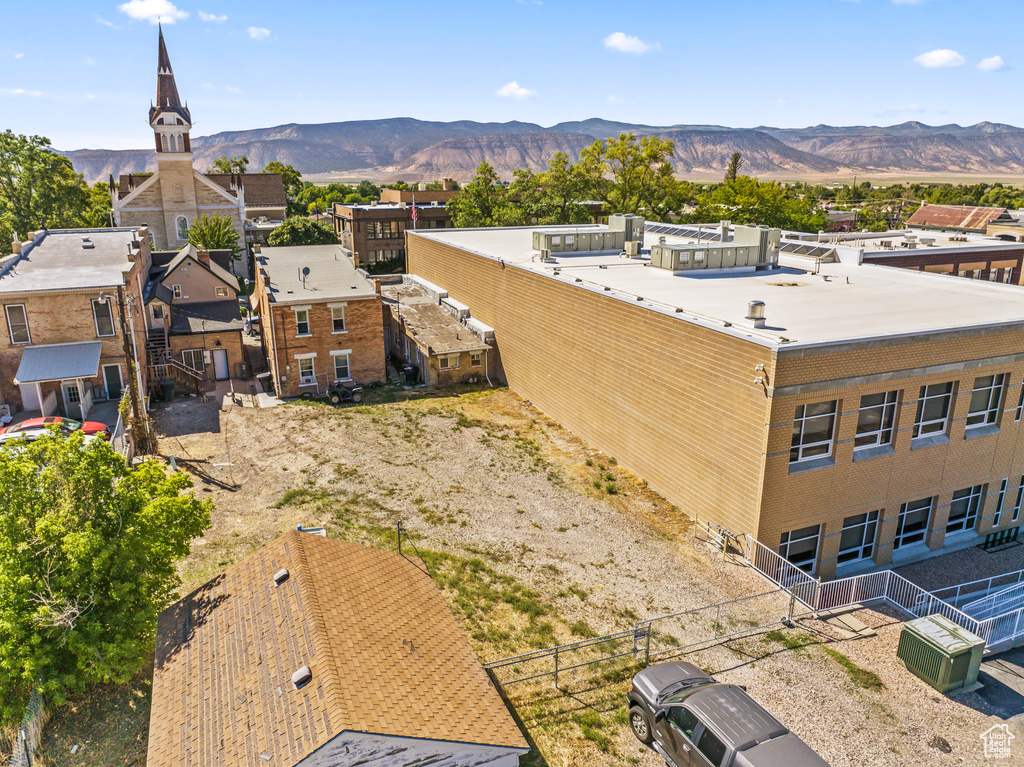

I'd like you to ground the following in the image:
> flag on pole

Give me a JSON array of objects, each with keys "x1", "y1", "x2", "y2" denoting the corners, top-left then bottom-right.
[{"x1": 411, "y1": 194, "x2": 418, "y2": 228}]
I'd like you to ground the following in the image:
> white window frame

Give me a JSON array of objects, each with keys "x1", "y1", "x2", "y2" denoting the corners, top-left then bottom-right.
[
  {"x1": 438, "y1": 354, "x2": 460, "y2": 371},
  {"x1": 790, "y1": 401, "x2": 837, "y2": 463},
  {"x1": 779, "y1": 524, "x2": 820, "y2": 574},
  {"x1": 895, "y1": 497, "x2": 933, "y2": 550},
  {"x1": 947, "y1": 485, "x2": 985, "y2": 534},
  {"x1": 331, "y1": 349, "x2": 351, "y2": 381},
  {"x1": 152, "y1": 303, "x2": 164, "y2": 320},
  {"x1": 92, "y1": 298, "x2": 115, "y2": 337},
  {"x1": 966, "y1": 374, "x2": 1006, "y2": 428},
  {"x1": 181, "y1": 348, "x2": 205, "y2": 372},
  {"x1": 5, "y1": 304, "x2": 30, "y2": 344},
  {"x1": 215, "y1": 286, "x2": 229, "y2": 298},
  {"x1": 296, "y1": 354, "x2": 316, "y2": 386},
  {"x1": 470, "y1": 352, "x2": 482, "y2": 367},
  {"x1": 331, "y1": 305, "x2": 346, "y2": 333},
  {"x1": 172, "y1": 284, "x2": 182, "y2": 299},
  {"x1": 913, "y1": 382, "x2": 953, "y2": 438},
  {"x1": 854, "y1": 391, "x2": 898, "y2": 450},
  {"x1": 838, "y1": 511, "x2": 880, "y2": 564},
  {"x1": 294, "y1": 308, "x2": 310, "y2": 336},
  {"x1": 1016, "y1": 383, "x2": 1024, "y2": 422},
  {"x1": 175, "y1": 215, "x2": 189, "y2": 241},
  {"x1": 1013, "y1": 475, "x2": 1024, "y2": 524},
  {"x1": 994, "y1": 479, "x2": 1008, "y2": 528}
]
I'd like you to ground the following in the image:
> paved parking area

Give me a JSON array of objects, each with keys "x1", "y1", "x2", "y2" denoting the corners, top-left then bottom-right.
[
  {"x1": 978, "y1": 647, "x2": 1024, "y2": 724},
  {"x1": 895, "y1": 542, "x2": 1024, "y2": 593}
]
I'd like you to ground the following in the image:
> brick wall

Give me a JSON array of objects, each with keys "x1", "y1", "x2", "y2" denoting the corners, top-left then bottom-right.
[
  {"x1": 407, "y1": 235, "x2": 773, "y2": 537},
  {"x1": 169, "y1": 330, "x2": 246, "y2": 382}
]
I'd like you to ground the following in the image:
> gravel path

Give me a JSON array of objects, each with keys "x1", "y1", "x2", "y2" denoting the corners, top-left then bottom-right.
[{"x1": 152, "y1": 389, "x2": 1011, "y2": 767}]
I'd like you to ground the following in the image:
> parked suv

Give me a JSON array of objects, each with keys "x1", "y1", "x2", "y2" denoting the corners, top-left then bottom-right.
[{"x1": 627, "y1": 662, "x2": 829, "y2": 767}]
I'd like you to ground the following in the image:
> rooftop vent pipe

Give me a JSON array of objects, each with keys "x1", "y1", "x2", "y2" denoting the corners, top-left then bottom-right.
[
  {"x1": 291, "y1": 665, "x2": 312, "y2": 690},
  {"x1": 273, "y1": 568, "x2": 289, "y2": 586},
  {"x1": 746, "y1": 300, "x2": 766, "y2": 329}
]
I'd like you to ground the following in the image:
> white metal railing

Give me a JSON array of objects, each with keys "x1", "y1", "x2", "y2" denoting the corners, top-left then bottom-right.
[
  {"x1": 931, "y1": 568, "x2": 1024, "y2": 608},
  {"x1": 976, "y1": 607, "x2": 1024, "y2": 650},
  {"x1": 745, "y1": 536, "x2": 820, "y2": 610},
  {"x1": 963, "y1": 582, "x2": 1024, "y2": 621}
]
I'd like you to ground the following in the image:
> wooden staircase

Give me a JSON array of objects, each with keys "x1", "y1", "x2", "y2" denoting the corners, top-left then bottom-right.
[{"x1": 146, "y1": 327, "x2": 205, "y2": 396}]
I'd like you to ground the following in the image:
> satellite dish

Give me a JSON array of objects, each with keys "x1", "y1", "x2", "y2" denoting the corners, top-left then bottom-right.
[{"x1": 302, "y1": 267, "x2": 310, "y2": 277}]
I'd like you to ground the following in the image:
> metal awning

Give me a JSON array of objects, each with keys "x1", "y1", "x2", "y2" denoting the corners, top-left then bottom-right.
[{"x1": 14, "y1": 342, "x2": 103, "y2": 384}]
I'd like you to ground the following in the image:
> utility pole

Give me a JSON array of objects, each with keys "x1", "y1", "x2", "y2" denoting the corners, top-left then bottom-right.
[{"x1": 117, "y1": 285, "x2": 146, "y2": 451}]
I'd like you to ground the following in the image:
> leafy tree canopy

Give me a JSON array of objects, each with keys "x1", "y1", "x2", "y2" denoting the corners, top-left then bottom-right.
[
  {"x1": 0, "y1": 131, "x2": 90, "y2": 247},
  {"x1": 0, "y1": 433, "x2": 211, "y2": 726},
  {"x1": 187, "y1": 213, "x2": 241, "y2": 255},
  {"x1": 209, "y1": 155, "x2": 249, "y2": 174},
  {"x1": 267, "y1": 216, "x2": 338, "y2": 247},
  {"x1": 262, "y1": 161, "x2": 302, "y2": 197}
]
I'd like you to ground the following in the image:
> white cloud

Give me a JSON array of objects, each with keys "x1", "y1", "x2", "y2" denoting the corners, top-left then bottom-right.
[
  {"x1": 84, "y1": 57, "x2": 96, "y2": 65},
  {"x1": 94, "y1": 14, "x2": 121, "y2": 29},
  {"x1": 118, "y1": 0, "x2": 188, "y2": 24},
  {"x1": 14, "y1": 53, "x2": 23, "y2": 59},
  {"x1": 496, "y1": 81, "x2": 536, "y2": 99},
  {"x1": 603, "y1": 32, "x2": 659, "y2": 55},
  {"x1": 913, "y1": 49, "x2": 965, "y2": 68},
  {"x1": 86, "y1": 94, "x2": 96, "y2": 99},
  {"x1": 0, "y1": 88, "x2": 43, "y2": 97},
  {"x1": 978, "y1": 55, "x2": 1006, "y2": 72},
  {"x1": 247, "y1": 26, "x2": 271, "y2": 40},
  {"x1": 198, "y1": 11, "x2": 227, "y2": 21},
  {"x1": 516, "y1": 0, "x2": 543, "y2": 5}
]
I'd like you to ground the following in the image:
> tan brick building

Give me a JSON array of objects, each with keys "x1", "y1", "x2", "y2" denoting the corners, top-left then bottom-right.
[
  {"x1": 111, "y1": 29, "x2": 285, "y2": 263},
  {"x1": 408, "y1": 222, "x2": 1024, "y2": 580},
  {"x1": 253, "y1": 245, "x2": 385, "y2": 397}
]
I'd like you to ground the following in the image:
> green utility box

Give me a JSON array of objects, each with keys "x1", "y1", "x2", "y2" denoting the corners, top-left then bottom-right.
[{"x1": 896, "y1": 614, "x2": 985, "y2": 693}]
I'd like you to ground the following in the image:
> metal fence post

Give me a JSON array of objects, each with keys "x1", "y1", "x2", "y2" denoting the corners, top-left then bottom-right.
[
  {"x1": 553, "y1": 645, "x2": 559, "y2": 688},
  {"x1": 645, "y1": 627, "x2": 651, "y2": 666}
]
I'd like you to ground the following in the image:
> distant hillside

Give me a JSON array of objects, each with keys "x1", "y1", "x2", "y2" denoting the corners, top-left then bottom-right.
[{"x1": 61, "y1": 118, "x2": 1024, "y2": 184}]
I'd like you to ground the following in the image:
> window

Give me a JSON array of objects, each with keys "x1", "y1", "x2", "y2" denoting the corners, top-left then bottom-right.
[
  {"x1": 175, "y1": 216, "x2": 189, "y2": 241},
  {"x1": 1013, "y1": 476, "x2": 1024, "y2": 523},
  {"x1": 181, "y1": 349, "x2": 204, "y2": 372},
  {"x1": 779, "y1": 525, "x2": 820, "y2": 573},
  {"x1": 298, "y1": 357, "x2": 315, "y2": 385},
  {"x1": 966, "y1": 374, "x2": 1006, "y2": 428},
  {"x1": 790, "y1": 401, "x2": 837, "y2": 463},
  {"x1": 895, "y1": 497, "x2": 933, "y2": 549},
  {"x1": 65, "y1": 384, "x2": 80, "y2": 404},
  {"x1": 470, "y1": 352, "x2": 482, "y2": 367},
  {"x1": 160, "y1": 133, "x2": 170, "y2": 152},
  {"x1": 988, "y1": 268, "x2": 999, "y2": 282},
  {"x1": 838, "y1": 511, "x2": 879, "y2": 564},
  {"x1": 331, "y1": 306, "x2": 346, "y2": 332},
  {"x1": 696, "y1": 727, "x2": 727, "y2": 767},
  {"x1": 1004, "y1": 269, "x2": 1015, "y2": 284},
  {"x1": 994, "y1": 479, "x2": 1008, "y2": 528},
  {"x1": 913, "y1": 382, "x2": 953, "y2": 438},
  {"x1": 152, "y1": 303, "x2": 164, "y2": 320},
  {"x1": 295, "y1": 309, "x2": 310, "y2": 336},
  {"x1": 215, "y1": 286, "x2": 229, "y2": 298},
  {"x1": 333, "y1": 353, "x2": 350, "y2": 381},
  {"x1": 5, "y1": 304, "x2": 30, "y2": 344},
  {"x1": 947, "y1": 485, "x2": 984, "y2": 534},
  {"x1": 667, "y1": 707, "x2": 699, "y2": 740},
  {"x1": 854, "y1": 391, "x2": 898, "y2": 449},
  {"x1": 92, "y1": 299, "x2": 115, "y2": 337},
  {"x1": 1016, "y1": 384, "x2": 1024, "y2": 422},
  {"x1": 439, "y1": 355, "x2": 460, "y2": 370}
]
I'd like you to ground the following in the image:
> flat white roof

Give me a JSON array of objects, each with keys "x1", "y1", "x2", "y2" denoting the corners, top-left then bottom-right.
[
  {"x1": 258, "y1": 245, "x2": 377, "y2": 303},
  {"x1": 0, "y1": 229, "x2": 138, "y2": 294},
  {"x1": 411, "y1": 225, "x2": 1024, "y2": 350}
]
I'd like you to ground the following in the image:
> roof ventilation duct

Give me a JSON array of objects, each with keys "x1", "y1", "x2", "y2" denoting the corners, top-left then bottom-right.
[{"x1": 746, "y1": 300, "x2": 766, "y2": 329}]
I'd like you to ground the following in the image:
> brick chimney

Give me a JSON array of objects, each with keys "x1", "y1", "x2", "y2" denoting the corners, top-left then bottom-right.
[
  {"x1": 197, "y1": 249, "x2": 211, "y2": 266},
  {"x1": 442, "y1": 178, "x2": 454, "y2": 191}
]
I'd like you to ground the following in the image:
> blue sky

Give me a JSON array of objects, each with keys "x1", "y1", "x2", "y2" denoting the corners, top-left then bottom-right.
[{"x1": 0, "y1": 0, "x2": 1019, "y2": 150}]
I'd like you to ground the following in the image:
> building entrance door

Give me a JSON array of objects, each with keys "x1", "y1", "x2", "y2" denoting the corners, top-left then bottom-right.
[
  {"x1": 62, "y1": 381, "x2": 82, "y2": 419},
  {"x1": 103, "y1": 365, "x2": 123, "y2": 400},
  {"x1": 213, "y1": 348, "x2": 229, "y2": 381}
]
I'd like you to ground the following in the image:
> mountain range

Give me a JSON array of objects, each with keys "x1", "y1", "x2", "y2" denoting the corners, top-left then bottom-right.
[{"x1": 61, "y1": 118, "x2": 1024, "y2": 184}]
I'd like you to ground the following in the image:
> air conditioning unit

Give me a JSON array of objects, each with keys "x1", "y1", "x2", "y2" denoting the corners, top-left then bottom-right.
[
  {"x1": 625, "y1": 240, "x2": 640, "y2": 256},
  {"x1": 540, "y1": 248, "x2": 552, "y2": 261}
]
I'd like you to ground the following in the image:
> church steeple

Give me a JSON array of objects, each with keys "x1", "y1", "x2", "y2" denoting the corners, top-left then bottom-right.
[{"x1": 149, "y1": 26, "x2": 192, "y2": 154}]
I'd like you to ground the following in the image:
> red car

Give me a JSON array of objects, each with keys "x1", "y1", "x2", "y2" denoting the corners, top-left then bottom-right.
[{"x1": 0, "y1": 416, "x2": 110, "y2": 440}]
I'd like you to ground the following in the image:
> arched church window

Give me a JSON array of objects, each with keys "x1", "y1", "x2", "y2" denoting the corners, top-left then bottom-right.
[
  {"x1": 174, "y1": 134, "x2": 184, "y2": 152},
  {"x1": 161, "y1": 133, "x2": 170, "y2": 152},
  {"x1": 176, "y1": 216, "x2": 189, "y2": 241}
]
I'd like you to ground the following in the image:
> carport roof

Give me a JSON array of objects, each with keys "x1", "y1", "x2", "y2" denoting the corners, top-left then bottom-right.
[{"x1": 14, "y1": 341, "x2": 102, "y2": 384}]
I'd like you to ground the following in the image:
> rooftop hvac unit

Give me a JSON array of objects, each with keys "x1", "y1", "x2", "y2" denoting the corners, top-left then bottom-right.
[
  {"x1": 625, "y1": 240, "x2": 640, "y2": 257},
  {"x1": 896, "y1": 614, "x2": 984, "y2": 693}
]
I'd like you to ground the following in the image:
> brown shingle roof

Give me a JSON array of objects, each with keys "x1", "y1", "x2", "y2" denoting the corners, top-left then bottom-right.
[
  {"x1": 147, "y1": 531, "x2": 527, "y2": 767},
  {"x1": 207, "y1": 173, "x2": 287, "y2": 208},
  {"x1": 906, "y1": 204, "x2": 1012, "y2": 232}
]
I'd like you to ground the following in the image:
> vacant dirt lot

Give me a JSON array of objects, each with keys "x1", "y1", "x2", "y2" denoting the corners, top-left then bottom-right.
[{"x1": 36, "y1": 387, "x2": 1007, "y2": 767}]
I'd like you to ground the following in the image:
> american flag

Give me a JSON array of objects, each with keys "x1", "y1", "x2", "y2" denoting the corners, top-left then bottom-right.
[{"x1": 411, "y1": 194, "x2": 418, "y2": 228}]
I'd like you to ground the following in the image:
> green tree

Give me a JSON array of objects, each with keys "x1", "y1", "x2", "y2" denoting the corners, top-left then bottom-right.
[
  {"x1": 0, "y1": 432, "x2": 211, "y2": 726},
  {"x1": 262, "y1": 161, "x2": 302, "y2": 196},
  {"x1": 267, "y1": 217, "x2": 338, "y2": 247},
  {"x1": 576, "y1": 133, "x2": 677, "y2": 219},
  {"x1": 446, "y1": 162, "x2": 506, "y2": 227},
  {"x1": 209, "y1": 155, "x2": 249, "y2": 174},
  {"x1": 0, "y1": 131, "x2": 90, "y2": 248},
  {"x1": 81, "y1": 181, "x2": 113, "y2": 229},
  {"x1": 186, "y1": 214, "x2": 240, "y2": 255},
  {"x1": 724, "y1": 152, "x2": 743, "y2": 184},
  {"x1": 537, "y1": 152, "x2": 592, "y2": 224}
]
